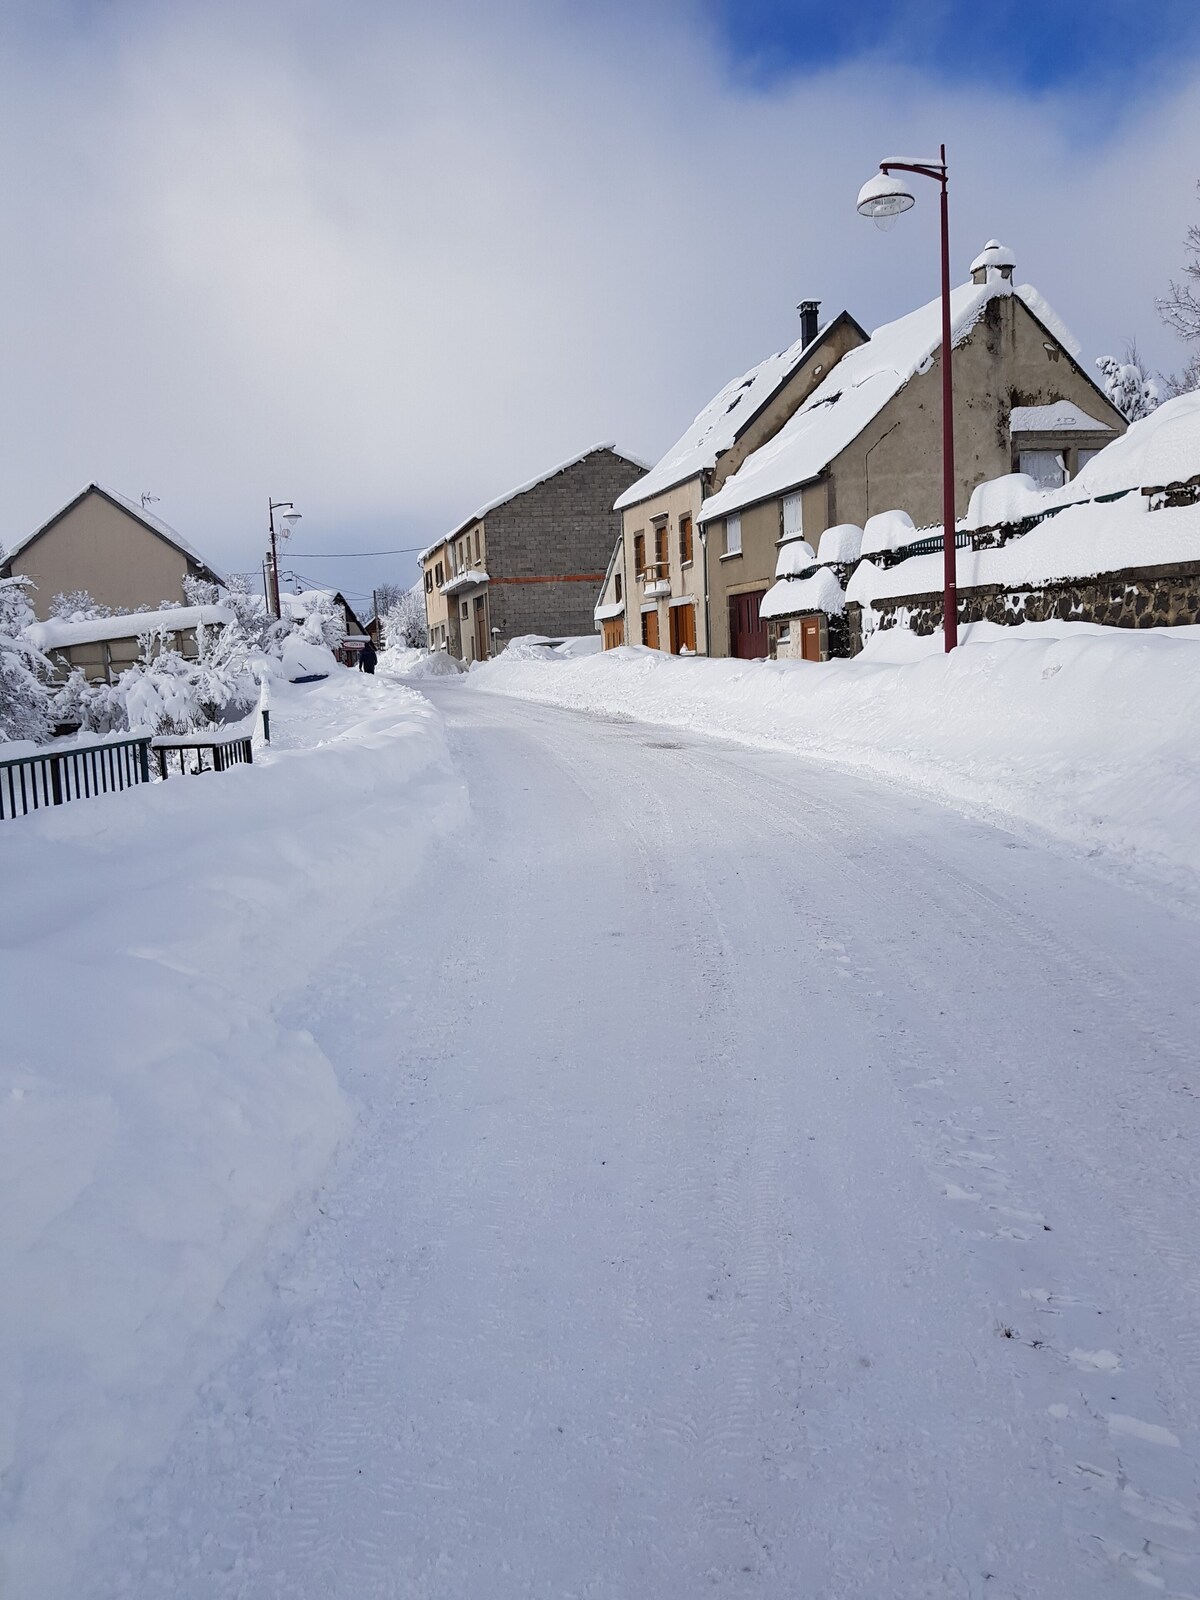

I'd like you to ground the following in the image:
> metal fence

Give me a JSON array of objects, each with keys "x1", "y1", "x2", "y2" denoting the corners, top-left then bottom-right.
[
  {"x1": 153, "y1": 735, "x2": 254, "y2": 778},
  {"x1": 0, "y1": 736, "x2": 152, "y2": 820}
]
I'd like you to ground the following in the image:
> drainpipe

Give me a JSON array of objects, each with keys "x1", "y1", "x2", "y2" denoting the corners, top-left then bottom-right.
[{"x1": 698, "y1": 474, "x2": 713, "y2": 656}]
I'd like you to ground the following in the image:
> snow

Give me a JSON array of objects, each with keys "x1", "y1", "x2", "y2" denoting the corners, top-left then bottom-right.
[
  {"x1": 421, "y1": 444, "x2": 648, "y2": 560},
  {"x1": 1014, "y1": 282, "x2": 1084, "y2": 360},
  {"x1": 859, "y1": 507, "x2": 916, "y2": 556},
  {"x1": 774, "y1": 537, "x2": 817, "y2": 577},
  {"x1": 760, "y1": 564, "x2": 846, "y2": 619},
  {"x1": 280, "y1": 632, "x2": 339, "y2": 681},
  {"x1": 593, "y1": 600, "x2": 625, "y2": 622},
  {"x1": 473, "y1": 622, "x2": 1200, "y2": 899},
  {"x1": 0, "y1": 671, "x2": 465, "y2": 1600},
  {"x1": 701, "y1": 279, "x2": 1014, "y2": 523},
  {"x1": 969, "y1": 238, "x2": 1016, "y2": 274},
  {"x1": 1010, "y1": 400, "x2": 1115, "y2": 434},
  {"x1": 1072, "y1": 389, "x2": 1200, "y2": 494},
  {"x1": 816, "y1": 521, "x2": 864, "y2": 562},
  {"x1": 964, "y1": 471, "x2": 1050, "y2": 530},
  {"x1": 613, "y1": 330, "x2": 822, "y2": 512},
  {"x1": 440, "y1": 567, "x2": 490, "y2": 595},
  {"x1": 24, "y1": 604, "x2": 233, "y2": 652},
  {"x1": 383, "y1": 647, "x2": 466, "y2": 678},
  {"x1": 849, "y1": 495, "x2": 1200, "y2": 604}
]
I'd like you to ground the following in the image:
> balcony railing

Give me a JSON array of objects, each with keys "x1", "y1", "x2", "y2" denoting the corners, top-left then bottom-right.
[{"x1": 639, "y1": 562, "x2": 671, "y2": 597}]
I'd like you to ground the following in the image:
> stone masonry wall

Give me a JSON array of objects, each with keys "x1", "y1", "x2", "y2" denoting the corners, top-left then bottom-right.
[
  {"x1": 847, "y1": 559, "x2": 1200, "y2": 646},
  {"x1": 487, "y1": 448, "x2": 644, "y2": 645}
]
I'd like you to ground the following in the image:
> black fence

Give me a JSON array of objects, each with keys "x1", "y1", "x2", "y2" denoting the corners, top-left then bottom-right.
[
  {"x1": 153, "y1": 735, "x2": 254, "y2": 778},
  {"x1": 0, "y1": 737, "x2": 152, "y2": 820}
]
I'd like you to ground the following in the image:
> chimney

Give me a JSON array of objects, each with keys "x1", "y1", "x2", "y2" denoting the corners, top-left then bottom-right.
[
  {"x1": 798, "y1": 299, "x2": 820, "y2": 347},
  {"x1": 969, "y1": 240, "x2": 1016, "y2": 286}
]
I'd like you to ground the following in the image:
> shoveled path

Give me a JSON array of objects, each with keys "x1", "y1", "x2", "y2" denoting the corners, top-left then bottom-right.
[{"x1": 83, "y1": 681, "x2": 1200, "y2": 1599}]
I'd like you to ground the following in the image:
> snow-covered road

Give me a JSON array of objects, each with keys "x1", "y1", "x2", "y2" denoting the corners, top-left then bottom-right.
[{"x1": 83, "y1": 681, "x2": 1200, "y2": 1599}]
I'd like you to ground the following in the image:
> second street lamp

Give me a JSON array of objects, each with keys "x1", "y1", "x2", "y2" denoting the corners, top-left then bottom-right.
[
  {"x1": 267, "y1": 499, "x2": 302, "y2": 619},
  {"x1": 857, "y1": 145, "x2": 959, "y2": 652}
]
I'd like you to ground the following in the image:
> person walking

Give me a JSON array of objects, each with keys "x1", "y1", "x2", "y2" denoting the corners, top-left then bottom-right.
[{"x1": 359, "y1": 638, "x2": 378, "y2": 675}]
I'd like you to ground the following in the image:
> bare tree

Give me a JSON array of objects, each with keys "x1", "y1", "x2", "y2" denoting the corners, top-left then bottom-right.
[{"x1": 1157, "y1": 181, "x2": 1200, "y2": 394}]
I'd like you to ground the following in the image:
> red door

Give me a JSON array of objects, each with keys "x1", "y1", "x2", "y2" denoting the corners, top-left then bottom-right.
[{"x1": 728, "y1": 591, "x2": 768, "y2": 659}]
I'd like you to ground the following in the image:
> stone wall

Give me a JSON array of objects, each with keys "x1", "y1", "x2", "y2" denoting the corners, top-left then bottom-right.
[{"x1": 849, "y1": 559, "x2": 1200, "y2": 644}]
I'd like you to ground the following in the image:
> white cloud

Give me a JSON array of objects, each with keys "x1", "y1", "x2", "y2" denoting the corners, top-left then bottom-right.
[{"x1": 1, "y1": 0, "x2": 1197, "y2": 594}]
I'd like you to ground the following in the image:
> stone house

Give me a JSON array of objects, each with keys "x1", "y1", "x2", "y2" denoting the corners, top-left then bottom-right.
[
  {"x1": 698, "y1": 243, "x2": 1127, "y2": 659},
  {"x1": 420, "y1": 445, "x2": 645, "y2": 662},
  {"x1": 1, "y1": 484, "x2": 224, "y2": 621},
  {"x1": 606, "y1": 304, "x2": 868, "y2": 655}
]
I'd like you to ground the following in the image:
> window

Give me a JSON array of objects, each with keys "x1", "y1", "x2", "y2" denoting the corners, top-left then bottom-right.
[
  {"x1": 615, "y1": 570, "x2": 623, "y2": 602},
  {"x1": 634, "y1": 531, "x2": 646, "y2": 577},
  {"x1": 1076, "y1": 448, "x2": 1102, "y2": 474},
  {"x1": 679, "y1": 514, "x2": 693, "y2": 565},
  {"x1": 725, "y1": 513, "x2": 742, "y2": 556},
  {"x1": 782, "y1": 492, "x2": 803, "y2": 540},
  {"x1": 474, "y1": 529, "x2": 481, "y2": 562},
  {"x1": 435, "y1": 561, "x2": 444, "y2": 585},
  {"x1": 1019, "y1": 449, "x2": 1066, "y2": 490},
  {"x1": 424, "y1": 570, "x2": 433, "y2": 593},
  {"x1": 654, "y1": 524, "x2": 668, "y2": 576}
]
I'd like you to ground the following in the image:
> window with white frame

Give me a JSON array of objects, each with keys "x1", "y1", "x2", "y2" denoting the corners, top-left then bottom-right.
[
  {"x1": 1018, "y1": 449, "x2": 1066, "y2": 490},
  {"x1": 725, "y1": 513, "x2": 742, "y2": 556},
  {"x1": 782, "y1": 492, "x2": 803, "y2": 540}
]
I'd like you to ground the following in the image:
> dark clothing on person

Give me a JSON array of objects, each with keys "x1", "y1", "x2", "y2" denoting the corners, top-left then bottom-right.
[{"x1": 359, "y1": 640, "x2": 378, "y2": 674}]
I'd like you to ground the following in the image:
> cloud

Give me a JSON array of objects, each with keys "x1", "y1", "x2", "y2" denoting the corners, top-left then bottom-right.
[{"x1": 1, "y1": 0, "x2": 1198, "y2": 596}]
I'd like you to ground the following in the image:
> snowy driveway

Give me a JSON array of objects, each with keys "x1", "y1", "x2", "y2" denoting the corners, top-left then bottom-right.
[{"x1": 84, "y1": 681, "x2": 1200, "y2": 1599}]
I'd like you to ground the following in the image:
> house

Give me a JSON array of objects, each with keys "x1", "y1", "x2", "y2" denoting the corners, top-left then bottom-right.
[
  {"x1": 420, "y1": 444, "x2": 645, "y2": 662},
  {"x1": 24, "y1": 603, "x2": 233, "y2": 685},
  {"x1": 698, "y1": 242, "x2": 1127, "y2": 659},
  {"x1": 1, "y1": 485, "x2": 225, "y2": 621},
  {"x1": 605, "y1": 302, "x2": 869, "y2": 655}
]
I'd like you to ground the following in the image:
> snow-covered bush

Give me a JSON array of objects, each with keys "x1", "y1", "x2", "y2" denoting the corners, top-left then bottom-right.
[
  {"x1": 1096, "y1": 349, "x2": 1160, "y2": 422},
  {"x1": 294, "y1": 591, "x2": 347, "y2": 653},
  {"x1": 51, "y1": 667, "x2": 127, "y2": 736},
  {"x1": 0, "y1": 574, "x2": 54, "y2": 744},
  {"x1": 383, "y1": 582, "x2": 428, "y2": 650},
  {"x1": 49, "y1": 589, "x2": 113, "y2": 622}
]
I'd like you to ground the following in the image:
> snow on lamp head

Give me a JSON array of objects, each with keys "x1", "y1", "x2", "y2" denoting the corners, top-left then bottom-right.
[{"x1": 856, "y1": 171, "x2": 915, "y2": 232}]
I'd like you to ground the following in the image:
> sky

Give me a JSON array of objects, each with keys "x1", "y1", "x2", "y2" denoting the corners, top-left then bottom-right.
[{"x1": 2, "y1": 0, "x2": 1199, "y2": 609}]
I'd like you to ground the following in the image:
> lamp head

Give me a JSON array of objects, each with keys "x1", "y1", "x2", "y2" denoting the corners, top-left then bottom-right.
[{"x1": 857, "y1": 171, "x2": 916, "y2": 230}]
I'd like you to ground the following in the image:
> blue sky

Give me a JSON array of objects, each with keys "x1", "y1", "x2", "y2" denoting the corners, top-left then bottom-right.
[{"x1": 712, "y1": 0, "x2": 1200, "y2": 97}]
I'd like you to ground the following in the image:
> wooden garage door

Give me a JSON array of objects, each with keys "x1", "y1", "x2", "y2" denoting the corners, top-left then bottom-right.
[
  {"x1": 669, "y1": 603, "x2": 696, "y2": 655},
  {"x1": 602, "y1": 617, "x2": 625, "y2": 650},
  {"x1": 728, "y1": 591, "x2": 768, "y2": 660},
  {"x1": 641, "y1": 609, "x2": 659, "y2": 650}
]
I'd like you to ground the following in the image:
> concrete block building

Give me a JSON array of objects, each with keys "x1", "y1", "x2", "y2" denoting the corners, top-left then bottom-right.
[{"x1": 421, "y1": 444, "x2": 645, "y2": 661}]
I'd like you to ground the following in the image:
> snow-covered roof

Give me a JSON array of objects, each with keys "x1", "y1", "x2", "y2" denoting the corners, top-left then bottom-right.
[
  {"x1": 700, "y1": 277, "x2": 1085, "y2": 524},
  {"x1": 3, "y1": 484, "x2": 225, "y2": 583},
  {"x1": 24, "y1": 604, "x2": 233, "y2": 652},
  {"x1": 1010, "y1": 401, "x2": 1114, "y2": 434},
  {"x1": 594, "y1": 600, "x2": 625, "y2": 622},
  {"x1": 612, "y1": 324, "x2": 839, "y2": 514},
  {"x1": 760, "y1": 565, "x2": 846, "y2": 620},
  {"x1": 421, "y1": 444, "x2": 649, "y2": 562}
]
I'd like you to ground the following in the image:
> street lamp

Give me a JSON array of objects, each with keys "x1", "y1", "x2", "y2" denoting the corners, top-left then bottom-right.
[
  {"x1": 857, "y1": 144, "x2": 958, "y2": 651},
  {"x1": 267, "y1": 499, "x2": 302, "y2": 618}
]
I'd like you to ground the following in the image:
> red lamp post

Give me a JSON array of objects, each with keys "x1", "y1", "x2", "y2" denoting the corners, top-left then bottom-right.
[
  {"x1": 857, "y1": 145, "x2": 958, "y2": 652},
  {"x1": 267, "y1": 499, "x2": 301, "y2": 619}
]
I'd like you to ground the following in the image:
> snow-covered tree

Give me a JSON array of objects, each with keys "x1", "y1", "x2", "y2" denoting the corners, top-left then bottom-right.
[
  {"x1": 297, "y1": 591, "x2": 347, "y2": 653},
  {"x1": 51, "y1": 667, "x2": 127, "y2": 735},
  {"x1": 49, "y1": 589, "x2": 112, "y2": 622},
  {"x1": 382, "y1": 582, "x2": 428, "y2": 650},
  {"x1": 1157, "y1": 181, "x2": 1200, "y2": 395},
  {"x1": 0, "y1": 575, "x2": 53, "y2": 744},
  {"x1": 1096, "y1": 344, "x2": 1160, "y2": 421}
]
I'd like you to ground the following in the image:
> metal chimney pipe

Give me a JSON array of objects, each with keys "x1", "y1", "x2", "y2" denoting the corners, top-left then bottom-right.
[{"x1": 798, "y1": 299, "x2": 820, "y2": 346}]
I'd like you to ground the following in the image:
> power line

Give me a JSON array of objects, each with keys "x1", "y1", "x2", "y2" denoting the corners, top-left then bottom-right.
[{"x1": 285, "y1": 546, "x2": 427, "y2": 558}]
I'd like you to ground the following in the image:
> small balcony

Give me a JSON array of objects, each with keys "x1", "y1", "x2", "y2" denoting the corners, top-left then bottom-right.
[{"x1": 640, "y1": 562, "x2": 671, "y2": 599}]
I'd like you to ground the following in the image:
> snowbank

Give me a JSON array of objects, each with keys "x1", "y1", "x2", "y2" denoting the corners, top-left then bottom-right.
[
  {"x1": 472, "y1": 626, "x2": 1200, "y2": 901},
  {"x1": 381, "y1": 647, "x2": 467, "y2": 678},
  {"x1": 0, "y1": 672, "x2": 465, "y2": 1599}
]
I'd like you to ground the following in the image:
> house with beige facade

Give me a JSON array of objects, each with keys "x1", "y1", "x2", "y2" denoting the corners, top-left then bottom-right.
[
  {"x1": 605, "y1": 303, "x2": 868, "y2": 656},
  {"x1": 421, "y1": 444, "x2": 645, "y2": 662},
  {"x1": 1, "y1": 484, "x2": 224, "y2": 621},
  {"x1": 698, "y1": 242, "x2": 1127, "y2": 659}
]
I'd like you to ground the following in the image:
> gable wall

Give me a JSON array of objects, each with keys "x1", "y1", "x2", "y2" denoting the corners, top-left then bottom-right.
[
  {"x1": 9, "y1": 493, "x2": 193, "y2": 620},
  {"x1": 826, "y1": 294, "x2": 1127, "y2": 532},
  {"x1": 486, "y1": 449, "x2": 644, "y2": 645}
]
